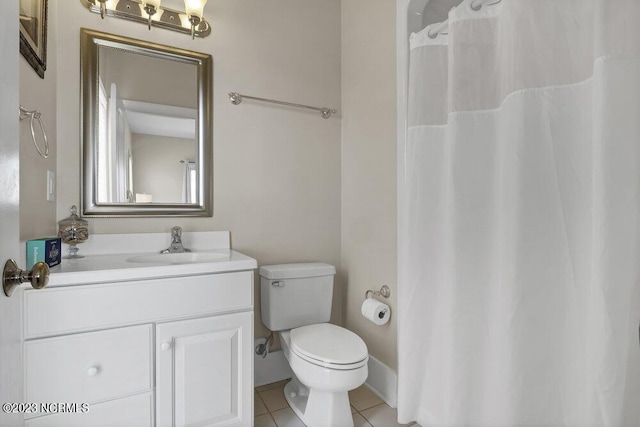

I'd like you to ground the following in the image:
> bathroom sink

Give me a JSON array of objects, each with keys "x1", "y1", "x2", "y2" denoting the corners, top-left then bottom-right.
[{"x1": 126, "y1": 252, "x2": 229, "y2": 265}]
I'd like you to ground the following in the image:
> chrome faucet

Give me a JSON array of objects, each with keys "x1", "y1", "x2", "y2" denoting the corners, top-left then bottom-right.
[{"x1": 160, "y1": 226, "x2": 191, "y2": 254}]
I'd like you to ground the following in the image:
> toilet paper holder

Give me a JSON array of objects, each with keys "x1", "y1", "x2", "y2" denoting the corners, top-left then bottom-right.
[{"x1": 365, "y1": 285, "x2": 390, "y2": 299}]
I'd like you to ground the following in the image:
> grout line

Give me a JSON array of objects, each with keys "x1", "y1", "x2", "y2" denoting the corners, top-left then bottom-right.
[
  {"x1": 356, "y1": 401, "x2": 388, "y2": 412},
  {"x1": 256, "y1": 385, "x2": 401, "y2": 427},
  {"x1": 255, "y1": 389, "x2": 281, "y2": 427},
  {"x1": 255, "y1": 391, "x2": 269, "y2": 417},
  {"x1": 267, "y1": 411, "x2": 277, "y2": 427},
  {"x1": 357, "y1": 408, "x2": 373, "y2": 427},
  {"x1": 358, "y1": 411, "x2": 374, "y2": 427},
  {"x1": 354, "y1": 403, "x2": 372, "y2": 427}
]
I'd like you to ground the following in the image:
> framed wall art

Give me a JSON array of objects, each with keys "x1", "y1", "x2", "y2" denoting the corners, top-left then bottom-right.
[{"x1": 19, "y1": 0, "x2": 48, "y2": 78}]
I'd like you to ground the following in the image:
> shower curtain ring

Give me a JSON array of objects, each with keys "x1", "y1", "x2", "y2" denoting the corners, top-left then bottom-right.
[{"x1": 470, "y1": 0, "x2": 503, "y2": 12}]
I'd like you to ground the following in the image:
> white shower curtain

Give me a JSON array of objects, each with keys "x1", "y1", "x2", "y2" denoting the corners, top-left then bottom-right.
[{"x1": 398, "y1": 0, "x2": 640, "y2": 425}]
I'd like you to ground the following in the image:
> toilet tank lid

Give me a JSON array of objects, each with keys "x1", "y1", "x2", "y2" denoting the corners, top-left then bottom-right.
[{"x1": 259, "y1": 263, "x2": 336, "y2": 279}]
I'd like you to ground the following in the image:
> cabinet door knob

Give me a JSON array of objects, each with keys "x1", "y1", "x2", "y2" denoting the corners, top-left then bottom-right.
[
  {"x1": 87, "y1": 366, "x2": 99, "y2": 376},
  {"x1": 161, "y1": 342, "x2": 171, "y2": 351}
]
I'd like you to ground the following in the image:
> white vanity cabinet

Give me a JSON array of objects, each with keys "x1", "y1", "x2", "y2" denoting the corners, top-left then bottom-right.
[
  {"x1": 21, "y1": 269, "x2": 254, "y2": 427},
  {"x1": 24, "y1": 325, "x2": 155, "y2": 427},
  {"x1": 156, "y1": 311, "x2": 252, "y2": 426}
]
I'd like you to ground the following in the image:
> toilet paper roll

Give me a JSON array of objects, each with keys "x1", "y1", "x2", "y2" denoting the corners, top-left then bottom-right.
[{"x1": 361, "y1": 298, "x2": 391, "y2": 326}]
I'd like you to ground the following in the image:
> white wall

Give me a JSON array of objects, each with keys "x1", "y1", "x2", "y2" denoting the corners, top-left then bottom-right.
[
  {"x1": 19, "y1": 0, "x2": 57, "y2": 241},
  {"x1": 341, "y1": 0, "x2": 398, "y2": 371},
  {"x1": 131, "y1": 134, "x2": 195, "y2": 203},
  {"x1": 55, "y1": 1, "x2": 342, "y2": 336},
  {"x1": 19, "y1": 1, "x2": 400, "y2": 361}
]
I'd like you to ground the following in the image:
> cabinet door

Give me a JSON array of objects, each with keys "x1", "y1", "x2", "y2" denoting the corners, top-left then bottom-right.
[{"x1": 156, "y1": 312, "x2": 253, "y2": 427}]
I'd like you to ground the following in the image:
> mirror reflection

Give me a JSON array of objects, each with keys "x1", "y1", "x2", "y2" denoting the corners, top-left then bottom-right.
[
  {"x1": 81, "y1": 29, "x2": 213, "y2": 216},
  {"x1": 97, "y1": 46, "x2": 198, "y2": 204}
]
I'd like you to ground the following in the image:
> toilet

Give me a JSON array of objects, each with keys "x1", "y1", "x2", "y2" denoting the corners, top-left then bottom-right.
[{"x1": 260, "y1": 263, "x2": 368, "y2": 427}]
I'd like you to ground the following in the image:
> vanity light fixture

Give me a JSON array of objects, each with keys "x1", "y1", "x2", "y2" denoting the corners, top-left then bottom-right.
[
  {"x1": 80, "y1": 0, "x2": 211, "y2": 38},
  {"x1": 142, "y1": 0, "x2": 162, "y2": 30},
  {"x1": 96, "y1": 0, "x2": 107, "y2": 18},
  {"x1": 184, "y1": 0, "x2": 208, "y2": 39}
]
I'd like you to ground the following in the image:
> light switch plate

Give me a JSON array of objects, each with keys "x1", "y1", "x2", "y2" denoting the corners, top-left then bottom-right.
[{"x1": 47, "y1": 170, "x2": 55, "y2": 202}]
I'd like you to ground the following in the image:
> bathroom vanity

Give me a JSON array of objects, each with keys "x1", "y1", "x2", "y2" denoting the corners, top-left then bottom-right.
[{"x1": 19, "y1": 231, "x2": 256, "y2": 427}]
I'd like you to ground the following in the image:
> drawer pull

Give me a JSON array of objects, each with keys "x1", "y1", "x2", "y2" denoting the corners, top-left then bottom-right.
[
  {"x1": 161, "y1": 342, "x2": 171, "y2": 351},
  {"x1": 87, "y1": 366, "x2": 99, "y2": 376}
]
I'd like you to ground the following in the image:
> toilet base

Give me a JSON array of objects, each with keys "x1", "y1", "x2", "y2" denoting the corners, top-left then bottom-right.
[{"x1": 284, "y1": 376, "x2": 354, "y2": 427}]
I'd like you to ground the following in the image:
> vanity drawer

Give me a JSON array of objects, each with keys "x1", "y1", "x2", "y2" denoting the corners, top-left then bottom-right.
[
  {"x1": 24, "y1": 271, "x2": 253, "y2": 338},
  {"x1": 24, "y1": 392, "x2": 153, "y2": 427},
  {"x1": 24, "y1": 325, "x2": 153, "y2": 409}
]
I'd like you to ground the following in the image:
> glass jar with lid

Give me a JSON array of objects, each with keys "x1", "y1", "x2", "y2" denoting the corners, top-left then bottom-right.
[{"x1": 58, "y1": 205, "x2": 89, "y2": 258}]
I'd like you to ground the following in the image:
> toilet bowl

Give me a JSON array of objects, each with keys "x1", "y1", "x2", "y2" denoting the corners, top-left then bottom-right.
[
  {"x1": 259, "y1": 263, "x2": 369, "y2": 427},
  {"x1": 280, "y1": 323, "x2": 368, "y2": 427}
]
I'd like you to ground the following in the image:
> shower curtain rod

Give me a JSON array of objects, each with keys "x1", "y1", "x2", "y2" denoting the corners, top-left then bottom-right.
[
  {"x1": 427, "y1": 0, "x2": 502, "y2": 38},
  {"x1": 228, "y1": 92, "x2": 338, "y2": 119}
]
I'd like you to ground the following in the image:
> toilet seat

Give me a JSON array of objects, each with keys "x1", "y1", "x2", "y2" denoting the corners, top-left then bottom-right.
[{"x1": 289, "y1": 323, "x2": 368, "y2": 370}]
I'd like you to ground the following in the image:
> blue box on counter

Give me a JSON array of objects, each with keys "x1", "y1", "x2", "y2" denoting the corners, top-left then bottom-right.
[{"x1": 26, "y1": 237, "x2": 61, "y2": 269}]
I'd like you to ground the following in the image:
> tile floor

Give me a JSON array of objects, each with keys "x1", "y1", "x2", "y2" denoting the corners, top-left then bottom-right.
[{"x1": 254, "y1": 380, "x2": 418, "y2": 427}]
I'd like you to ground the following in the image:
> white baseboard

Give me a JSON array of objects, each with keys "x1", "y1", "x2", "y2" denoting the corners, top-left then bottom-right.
[
  {"x1": 254, "y1": 340, "x2": 293, "y2": 387},
  {"x1": 364, "y1": 354, "x2": 398, "y2": 408}
]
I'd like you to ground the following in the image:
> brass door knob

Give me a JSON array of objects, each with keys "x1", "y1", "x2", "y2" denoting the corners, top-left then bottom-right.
[{"x1": 2, "y1": 259, "x2": 50, "y2": 297}]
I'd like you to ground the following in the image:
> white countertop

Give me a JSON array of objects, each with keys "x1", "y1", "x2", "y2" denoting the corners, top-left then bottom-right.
[
  {"x1": 23, "y1": 231, "x2": 257, "y2": 288},
  {"x1": 44, "y1": 249, "x2": 257, "y2": 287}
]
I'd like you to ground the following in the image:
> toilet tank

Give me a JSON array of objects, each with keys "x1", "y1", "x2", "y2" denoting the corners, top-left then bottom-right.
[{"x1": 260, "y1": 263, "x2": 336, "y2": 331}]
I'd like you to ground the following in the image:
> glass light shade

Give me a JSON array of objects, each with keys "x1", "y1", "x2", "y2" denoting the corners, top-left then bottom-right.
[
  {"x1": 179, "y1": 14, "x2": 192, "y2": 29},
  {"x1": 184, "y1": 0, "x2": 207, "y2": 19}
]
